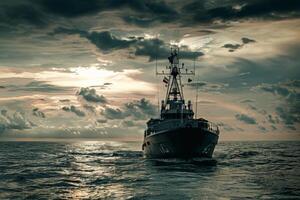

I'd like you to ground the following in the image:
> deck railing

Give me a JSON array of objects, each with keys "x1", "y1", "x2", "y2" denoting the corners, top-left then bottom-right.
[{"x1": 205, "y1": 121, "x2": 220, "y2": 135}]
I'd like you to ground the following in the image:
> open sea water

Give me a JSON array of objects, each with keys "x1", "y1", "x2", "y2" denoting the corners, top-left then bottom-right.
[{"x1": 0, "y1": 141, "x2": 299, "y2": 200}]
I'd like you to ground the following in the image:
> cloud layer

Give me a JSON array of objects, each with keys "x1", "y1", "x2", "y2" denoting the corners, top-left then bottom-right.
[{"x1": 0, "y1": 0, "x2": 299, "y2": 139}]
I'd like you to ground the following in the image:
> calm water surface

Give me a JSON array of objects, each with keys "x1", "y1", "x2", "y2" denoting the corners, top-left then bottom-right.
[{"x1": 0, "y1": 141, "x2": 299, "y2": 199}]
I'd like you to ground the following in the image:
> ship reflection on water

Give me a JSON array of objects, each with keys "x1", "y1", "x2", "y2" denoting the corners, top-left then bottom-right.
[{"x1": 0, "y1": 140, "x2": 299, "y2": 199}]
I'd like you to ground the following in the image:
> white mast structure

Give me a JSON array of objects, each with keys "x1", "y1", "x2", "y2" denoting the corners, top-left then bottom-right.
[{"x1": 156, "y1": 47, "x2": 196, "y2": 120}]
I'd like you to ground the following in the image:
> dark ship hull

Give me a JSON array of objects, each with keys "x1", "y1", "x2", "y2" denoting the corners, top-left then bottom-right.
[{"x1": 143, "y1": 127, "x2": 219, "y2": 158}]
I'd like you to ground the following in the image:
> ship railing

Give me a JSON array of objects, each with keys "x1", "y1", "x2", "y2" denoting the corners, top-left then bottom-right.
[{"x1": 205, "y1": 122, "x2": 220, "y2": 135}]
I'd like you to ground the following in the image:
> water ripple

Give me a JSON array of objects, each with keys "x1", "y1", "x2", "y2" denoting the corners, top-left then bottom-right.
[{"x1": 0, "y1": 141, "x2": 299, "y2": 199}]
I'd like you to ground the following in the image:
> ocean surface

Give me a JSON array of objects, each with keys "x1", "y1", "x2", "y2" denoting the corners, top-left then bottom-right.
[{"x1": 0, "y1": 141, "x2": 299, "y2": 200}]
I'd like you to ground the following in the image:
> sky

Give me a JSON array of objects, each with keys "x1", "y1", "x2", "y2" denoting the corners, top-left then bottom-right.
[{"x1": 0, "y1": 0, "x2": 299, "y2": 141}]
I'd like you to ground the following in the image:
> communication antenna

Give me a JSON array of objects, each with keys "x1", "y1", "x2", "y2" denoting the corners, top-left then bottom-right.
[
  {"x1": 194, "y1": 53, "x2": 198, "y2": 119},
  {"x1": 193, "y1": 52, "x2": 196, "y2": 76},
  {"x1": 155, "y1": 34, "x2": 160, "y2": 114},
  {"x1": 195, "y1": 79, "x2": 199, "y2": 119}
]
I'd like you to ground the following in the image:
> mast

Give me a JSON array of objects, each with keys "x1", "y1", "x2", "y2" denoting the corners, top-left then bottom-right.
[{"x1": 156, "y1": 46, "x2": 195, "y2": 119}]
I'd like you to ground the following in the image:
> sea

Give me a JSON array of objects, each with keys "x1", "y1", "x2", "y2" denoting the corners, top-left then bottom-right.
[{"x1": 0, "y1": 141, "x2": 299, "y2": 200}]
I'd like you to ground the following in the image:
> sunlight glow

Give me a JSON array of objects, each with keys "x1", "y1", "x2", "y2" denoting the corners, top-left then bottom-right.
[{"x1": 0, "y1": 66, "x2": 156, "y2": 95}]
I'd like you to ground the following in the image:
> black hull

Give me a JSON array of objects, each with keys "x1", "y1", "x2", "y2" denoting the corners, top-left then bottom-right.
[{"x1": 143, "y1": 127, "x2": 219, "y2": 158}]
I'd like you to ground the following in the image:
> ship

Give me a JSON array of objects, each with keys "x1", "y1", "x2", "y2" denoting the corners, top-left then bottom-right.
[{"x1": 142, "y1": 47, "x2": 220, "y2": 158}]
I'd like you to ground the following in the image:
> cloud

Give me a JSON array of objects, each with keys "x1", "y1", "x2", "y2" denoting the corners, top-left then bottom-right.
[
  {"x1": 222, "y1": 37, "x2": 256, "y2": 52},
  {"x1": 235, "y1": 113, "x2": 257, "y2": 124},
  {"x1": 242, "y1": 37, "x2": 256, "y2": 44},
  {"x1": 284, "y1": 80, "x2": 300, "y2": 87},
  {"x1": 83, "y1": 104, "x2": 96, "y2": 113},
  {"x1": 248, "y1": 105, "x2": 257, "y2": 111},
  {"x1": 256, "y1": 80, "x2": 300, "y2": 125},
  {"x1": 38, "y1": 0, "x2": 177, "y2": 18},
  {"x1": 134, "y1": 39, "x2": 203, "y2": 61},
  {"x1": 188, "y1": 81, "x2": 227, "y2": 92},
  {"x1": 32, "y1": 108, "x2": 45, "y2": 118},
  {"x1": 122, "y1": 16, "x2": 156, "y2": 27},
  {"x1": 182, "y1": 0, "x2": 300, "y2": 24},
  {"x1": 0, "y1": 109, "x2": 35, "y2": 133},
  {"x1": 222, "y1": 43, "x2": 242, "y2": 52},
  {"x1": 51, "y1": 27, "x2": 139, "y2": 51},
  {"x1": 240, "y1": 99, "x2": 255, "y2": 103},
  {"x1": 122, "y1": 120, "x2": 135, "y2": 127},
  {"x1": 121, "y1": 0, "x2": 178, "y2": 27},
  {"x1": 216, "y1": 44, "x2": 300, "y2": 87},
  {"x1": 59, "y1": 99, "x2": 70, "y2": 102},
  {"x1": 0, "y1": 4, "x2": 48, "y2": 27},
  {"x1": 276, "y1": 106, "x2": 299, "y2": 125},
  {"x1": 121, "y1": 120, "x2": 145, "y2": 128},
  {"x1": 51, "y1": 28, "x2": 203, "y2": 61},
  {"x1": 9, "y1": 81, "x2": 68, "y2": 92},
  {"x1": 124, "y1": 98, "x2": 157, "y2": 119},
  {"x1": 86, "y1": 31, "x2": 137, "y2": 52},
  {"x1": 96, "y1": 119, "x2": 107, "y2": 124},
  {"x1": 39, "y1": 0, "x2": 102, "y2": 17},
  {"x1": 258, "y1": 126, "x2": 267, "y2": 132},
  {"x1": 101, "y1": 98, "x2": 157, "y2": 120},
  {"x1": 267, "y1": 114, "x2": 279, "y2": 124},
  {"x1": 62, "y1": 105, "x2": 85, "y2": 117},
  {"x1": 102, "y1": 107, "x2": 125, "y2": 120},
  {"x1": 77, "y1": 87, "x2": 107, "y2": 103},
  {"x1": 217, "y1": 122, "x2": 236, "y2": 132}
]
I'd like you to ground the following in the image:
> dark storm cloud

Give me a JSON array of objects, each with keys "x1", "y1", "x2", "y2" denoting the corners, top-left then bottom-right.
[
  {"x1": 217, "y1": 122, "x2": 236, "y2": 132},
  {"x1": 122, "y1": 16, "x2": 156, "y2": 27},
  {"x1": 258, "y1": 126, "x2": 267, "y2": 132},
  {"x1": 102, "y1": 107, "x2": 125, "y2": 120},
  {"x1": 0, "y1": 4, "x2": 47, "y2": 27},
  {"x1": 124, "y1": 98, "x2": 157, "y2": 119},
  {"x1": 86, "y1": 31, "x2": 137, "y2": 51},
  {"x1": 59, "y1": 99, "x2": 70, "y2": 103},
  {"x1": 248, "y1": 105, "x2": 257, "y2": 111},
  {"x1": 38, "y1": 0, "x2": 177, "y2": 17},
  {"x1": 77, "y1": 87, "x2": 107, "y2": 103},
  {"x1": 122, "y1": 120, "x2": 135, "y2": 127},
  {"x1": 222, "y1": 44, "x2": 242, "y2": 52},
  {"x1": 240, "y1": 99, "x2": 255, "y2": 103},
  {"x1": 62, "y1": 105, "x2": 85, "y2": 117},
  {"x1": 8, "y1": 81, "x2": 69, "y2": 92},
  {"x1": 257, "y1": 81, "x2": 300, "y2": 126},
  {"x1": 276, "y1": 106, "x2": 299, "y2": 126},
  {"x1": 52, "y1": 28, "x2": 203, "y2": 61},
  {"x1": 121, "y1": 0, "x2": 177, "y2": 27},
  {"x1": 217, "y1": 43, "x2": 300, "y2": 87},
  {"x1": 1, "y1": 0, "x2": 299, "y2": 31},
  {"x1": 182, "y1": 0, "x2": 300, "y2": 24},
  {"x1": 101, "y1": 98, "x2": 157, "y2": 120},
  {"x1": 38, "y1": 0, "x2": 102, "y2": 17},
  {"x1": 241, "y1": 37, "x2": 256, "y2": 44},
  {"x1": 32, "y1": 108, "x2": 46, "y2": 118},
  {"x1": 188, "y1": 81, "x2": 227, "y2": 92},
  {"x1": 0, "y1": 0, "x2": 177, "y2": 31},
  {"x1": 267, "y1": 114, "x2": 279, "y2": 124},
  {"x1": 235, "y1": 113, "x2": 257, "y2": 124},
  {"x1": 222, "y1": 37, "x2": 256, "y2": 52},
  {"x1": 134, "y1": 39, "x2": 204, "y2": 61},
  {"x1": 83, "y1": 104, "x2": 96, "y2": 113},
  {"x1": 96, "y1": 119, "x2": 107, "y2": 124},
  {"x1": 121, "y1": 120, "x2": 144, "y2": 128},
  {"x1": 0, "y1": 109, "x2": 35, "y2": 133}
]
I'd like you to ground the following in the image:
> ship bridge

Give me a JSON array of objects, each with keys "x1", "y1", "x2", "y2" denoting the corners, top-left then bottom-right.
[{"x1": 160, "y1": 100, "x2": 194, "y2": 119}]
